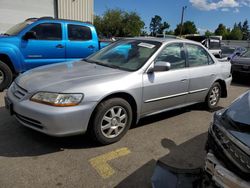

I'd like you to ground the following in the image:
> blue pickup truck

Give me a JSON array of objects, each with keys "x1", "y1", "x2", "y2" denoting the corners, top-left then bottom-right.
[{"x1": 0, "y1": 17, "x2": 109, "y2": 91}]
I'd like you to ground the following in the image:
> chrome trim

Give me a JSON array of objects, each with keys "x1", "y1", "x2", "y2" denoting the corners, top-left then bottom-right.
[
  {"x1": 145, "y1": 92, "x2": 188, "y2": 103},
  {"x1": 189, "y1": 88, "x2": 208, "y2": 94},
  {"x1": 144, "y1": 88, "x2": 208, "y2": 103}
]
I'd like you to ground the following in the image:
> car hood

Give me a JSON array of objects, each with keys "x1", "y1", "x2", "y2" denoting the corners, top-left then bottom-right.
[
  {"x1": 223, "y1": 91, "x2": 250, "y2": 147},
  {"x1": 15, "y1": 61, "x2": 126, "y2": 92}
]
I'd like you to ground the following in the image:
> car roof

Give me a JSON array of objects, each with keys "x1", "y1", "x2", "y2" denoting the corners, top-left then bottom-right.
[{"x1": 124, "y1": 37, "x2": 201, "y2": 45}]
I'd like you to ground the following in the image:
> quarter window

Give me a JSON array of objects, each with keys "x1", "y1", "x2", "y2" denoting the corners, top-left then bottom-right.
[
  {"x1": 156, "y1": 43, "x2": 186, "y2": 70},
  {"x1": 30, "y1": 23, "x2": 62, "y2": 40},
  {"x1": 186, "y1": 44, "x2": 213, "y2": 67},
  {"x1": 68, "y1": 24, "x2": 92, "y2": 41}
]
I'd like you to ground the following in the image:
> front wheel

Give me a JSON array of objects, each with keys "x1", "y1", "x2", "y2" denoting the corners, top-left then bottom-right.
[
  {"x1": 205, "y1": 82, "x2": 221, "y2": 110},
  {"x1": 0, "y1": 61, "x2": 13, "y2": 91},
  {"x1": 91, "y1": 98, "x2": 132, "y2": 145}
]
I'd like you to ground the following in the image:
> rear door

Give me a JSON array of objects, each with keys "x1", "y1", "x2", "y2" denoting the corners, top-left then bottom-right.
[
  {"x1": 142, "y1": 43, "x2": 189, "y2": 115},
  {"x1": 20, "y1": 22, "x2": 65, "y2": 70},
  {"x1": 65, "y1": 24, "x2": 99, "y2": 60},
  {"x1": 185, "y1": 43, "x2": 217, "y2": 103}
]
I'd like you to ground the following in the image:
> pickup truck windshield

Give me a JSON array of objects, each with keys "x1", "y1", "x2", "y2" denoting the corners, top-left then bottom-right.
[
  {"x1": 5, "y1": 21, "x2": 32, "y2": 36},
  {"x1": 87, "y1": 39, "x2": 161, "y2": 71}
]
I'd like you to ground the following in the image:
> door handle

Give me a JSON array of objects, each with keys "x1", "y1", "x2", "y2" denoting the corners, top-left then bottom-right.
[
  {"x1": 210, "y1": 74, "x2": 216, "y2": 77},
  {"x1": 56, "y1": 44, "x2": 64, "y2": 48},
  {"x1": 88, "y1": 45, "x2": 95, "y2": 49},
  {"x1": 181, "y1": 79, "x2": 188, "y2": 82}
]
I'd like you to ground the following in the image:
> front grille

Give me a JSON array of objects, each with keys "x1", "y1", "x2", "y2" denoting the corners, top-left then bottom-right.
[
  {"x1": 11, "y1": 83, "x2": 28, "y2": 100},
  {"x1": 213, "y1": 124, "x2": 250, "y2": 173},
  {"x1": 15, "y1": 113, "x2": 43, "y2": 130}
]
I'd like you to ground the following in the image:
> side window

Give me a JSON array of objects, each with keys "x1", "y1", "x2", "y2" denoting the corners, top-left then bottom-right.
[
  {"x1": 156, "y1": 43, "x2": 186, "y2": 70},
  {"x1": 186, "y1": 44, "x2": 211, "y2": 67},
  {"x1": 68, "y1": 24, "x2": 92, "y2": 41},
  {"x1": 30, "y1": 23, "x2": 62, "y2": 40}
]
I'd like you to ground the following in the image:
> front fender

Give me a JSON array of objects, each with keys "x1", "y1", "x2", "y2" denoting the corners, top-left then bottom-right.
[{"x1": 0, "y1": 44, "x2": 23, "y2": 72}]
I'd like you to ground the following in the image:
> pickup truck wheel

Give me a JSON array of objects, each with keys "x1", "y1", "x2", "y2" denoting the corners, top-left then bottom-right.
[
  {"x1": 205, "y1": 82, "x2": 221, "y2": 110},
  {"x1": 91, "y1": 98, "x2": 132, "y2": 145},
  {"x1": 0, "y1": 61, "x2": 13, "y2": 91}
]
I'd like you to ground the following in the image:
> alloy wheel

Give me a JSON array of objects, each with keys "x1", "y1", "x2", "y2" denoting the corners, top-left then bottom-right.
[
  {"x1": 209, "y1": 86, "x2": 220, "y2": 106},
  {"x1": 100, "y1": 106, "x2": 128, "y2": 139}
]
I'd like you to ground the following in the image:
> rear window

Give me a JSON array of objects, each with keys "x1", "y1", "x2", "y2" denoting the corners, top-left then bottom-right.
[{"x1": 68, "y1": 24, "x2": 92, "y2": 41}]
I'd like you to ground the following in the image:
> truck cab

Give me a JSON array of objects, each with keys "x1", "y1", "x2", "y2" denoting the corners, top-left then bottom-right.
[{"x1": 0, "y1": 17, "x2": 107, "y2": 91}]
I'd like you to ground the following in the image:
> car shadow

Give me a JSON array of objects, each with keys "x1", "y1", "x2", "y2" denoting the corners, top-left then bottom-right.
[
  {"x1": 0, "y1": 106, "x2": 101, "y2": 157},
  {"x1": 115, "y1": 133, "x2": 208, "y2": 188},
  {"x1": 133, "y1": 103, "x2": 223, "y2": 129},
  {"x1": 0, "y1": 100, "x2": 219, "y2": 158}
]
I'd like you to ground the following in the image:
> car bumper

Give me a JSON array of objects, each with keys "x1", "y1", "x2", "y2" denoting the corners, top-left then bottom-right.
[
  {"x1": 6, "y1": 88, "x2": 97, "y2": 137},
  {"x1": 231, "y1": 65, "x2": 250, "y2": 74},
  {"x1": 205, "y1": 152, "x2": 250, "y2": 188}
]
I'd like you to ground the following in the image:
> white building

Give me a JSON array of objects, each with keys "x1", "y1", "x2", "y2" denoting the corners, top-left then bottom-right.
[{"x1": 0, "y1": 0, "x2": 94, "y2": 33}]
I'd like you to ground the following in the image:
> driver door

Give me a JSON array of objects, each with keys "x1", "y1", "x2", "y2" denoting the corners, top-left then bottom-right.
[
  {"x1": 20, "y1": 23, "x2": 65, "y2": 70},
  {"x1": 142, "y1": 43, "x2": 189, "y2": 115}
]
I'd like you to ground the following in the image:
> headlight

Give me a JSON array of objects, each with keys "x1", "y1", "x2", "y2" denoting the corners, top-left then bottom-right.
[{"x1": 30, "y1": 92, "x2": 83, "y2": 107}]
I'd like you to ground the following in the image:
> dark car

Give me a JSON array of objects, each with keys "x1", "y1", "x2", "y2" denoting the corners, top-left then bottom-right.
[
  {"x1": 206, "y1": 90, "x2": 250, "y2": 187},
  {"x1": 231, "y1": 50, "x2": 250, "y2": 77}
]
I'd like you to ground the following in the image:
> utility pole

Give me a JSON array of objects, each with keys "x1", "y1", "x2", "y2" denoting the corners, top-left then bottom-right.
[{"x1": 180, "y1": 6, "x2": 187, "y2": 36}]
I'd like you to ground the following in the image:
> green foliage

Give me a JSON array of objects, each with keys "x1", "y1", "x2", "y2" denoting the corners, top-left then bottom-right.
[
  {"x1": 149, "y1": 15, "x2": 170, "y2": 36},
  {"x1": 205, "y1": 30, "x2": 214, "y2": 37},
  {"x1": 242, "y1": 19, "x2": 249, "y2": 40},
  {"x1": 174, "y1": 21, "x2": 197, "y2": 36},
  {"x1": 94, "y1": 9, "x2": 145, "y2": 37},
  {"x1": 214, "y1": 24, "x2": 230, "y2": 39},
  {"x1": 229, "y1": 27, "x2": 243, "y2": 40}
]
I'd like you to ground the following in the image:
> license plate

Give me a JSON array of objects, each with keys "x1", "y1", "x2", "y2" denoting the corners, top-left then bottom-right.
[{"x1": 4, "y1": 97, "x2": 13, "y2": 115}]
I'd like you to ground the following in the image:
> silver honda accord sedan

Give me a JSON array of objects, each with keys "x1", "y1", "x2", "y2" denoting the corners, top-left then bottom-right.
[{"x1": 5, "y1": 38, "x2": 232, "y2": 144}]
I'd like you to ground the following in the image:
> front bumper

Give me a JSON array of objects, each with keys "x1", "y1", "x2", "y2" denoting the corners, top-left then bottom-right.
[
  {"x1": 205, "y1": 152, "x2": 250, "y2": 188},
  {"x1": 6, "y1": 87, "x2": 97, "y2": 137}
]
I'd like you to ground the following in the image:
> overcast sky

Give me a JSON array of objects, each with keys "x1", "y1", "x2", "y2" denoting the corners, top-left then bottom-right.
[{"x1": 95, "y1": 0, "x2": 250, "y2": 33}]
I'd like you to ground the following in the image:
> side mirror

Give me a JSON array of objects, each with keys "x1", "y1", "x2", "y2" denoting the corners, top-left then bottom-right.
[
  {"x1": 153, "y1": 61, "x2": 171, "y2": 72},
  {"x1": 22, "y1": 31, "x2": 37, "y2": 40},
  {"x1": 235, "y1": 52, "x2": 241, "y2": 56}
]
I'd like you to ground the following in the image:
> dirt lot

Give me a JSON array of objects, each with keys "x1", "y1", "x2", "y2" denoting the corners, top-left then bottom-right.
[{"x1": 0, "y1": 78, "x2": 249, "y2": 188}]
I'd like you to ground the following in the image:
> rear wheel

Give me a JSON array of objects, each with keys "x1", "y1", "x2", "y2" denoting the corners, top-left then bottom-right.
[
  {"x1": 205, "y1": 82, "x2": 221, "y2": 110},
  {"x1": 0, "y1": 61, "x2": 13, "y2": 91},
  {"x1": 91, "y1": 98, "x2": 132, "y2": 145}
]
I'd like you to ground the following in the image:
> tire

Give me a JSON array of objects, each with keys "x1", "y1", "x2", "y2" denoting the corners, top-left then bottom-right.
[
  {"x1": 205, "y1": 82, "x2": 221, "y2": 110},
  {"x1": 0, "y1": 61, "x2": 13, "y2": 91},
  {"x1": 91, "y1": 98, "x2": 133, "y2": 145}
]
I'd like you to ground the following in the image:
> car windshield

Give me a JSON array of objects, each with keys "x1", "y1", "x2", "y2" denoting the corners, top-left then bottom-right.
[
  {"x1": 222, "y1": 46, "x2": 235, "y2": 54},
  {"x1": 86, "y1": 39, "x2": 161, "y2": 71},
  {"x1": 225, "y1": 92, "x2": 250, "y2": 127},
  {"x1": 242, "y1": 50, "x2": 250, "y2": 57},
  {"x1": 5, "y1": 21, "x2": 32, "y2": 36}
]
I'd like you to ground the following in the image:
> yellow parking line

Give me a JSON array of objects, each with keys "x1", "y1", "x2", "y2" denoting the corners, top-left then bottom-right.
[{"x1": 89, "y1": 147, "x2": 131, "y2": 179}]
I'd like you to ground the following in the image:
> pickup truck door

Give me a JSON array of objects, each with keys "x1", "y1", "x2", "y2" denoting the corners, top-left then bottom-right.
[
  {"x1": 142, "y1": 43, "x2": 189, "y2": 115},
  {"x1": 65, "y1": 24, "x2": 99, "y2": 60},
  {"x1": 20, "y1": 23, "x2": 65, "y2": 70}
]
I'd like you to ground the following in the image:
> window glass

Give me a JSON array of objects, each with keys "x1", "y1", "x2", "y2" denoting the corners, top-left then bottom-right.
[
  {"x1": 86, "y1": 40, "x2": 161, "y2": 71},
  {"x1": 30, "y1": 23, "x2": 62, "y2": 40},
  {"x1": 156, "y1": 43, "x2": 186, "y2": 70},
  {"x1": 242, "y1": 50, "x2": 250, "y2": 57},
  {"x1": 186, "y1": 44, "x2": 210, "y2": 67},
  {"x1": 68, "y1": 24, "x2": 92, "y2": 41}
]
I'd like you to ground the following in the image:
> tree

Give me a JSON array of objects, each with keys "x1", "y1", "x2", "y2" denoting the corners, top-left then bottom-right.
[
  {"x1": 214, "y1": 24, "x2": 229, "y2": 39},
  {"x1": 229, "y1": 27, "x2": 243, "y2": 40},
  {"x1": 174, "y1": 21, "x2": 197, "y2": 35},
  {"x1": 149, "y1": 15, "x2": 170, "y2": 36},
  {"x1": 122, "y1": 11, "x2": 145, "y2": 37},
  {"x1": 242, "y1": 19, "x2": 249, "y2": 40},
  {"x1": 205, "y1": 30, "x2": 214, "y2": 37},
  {"x1": 94, "y1": 9, "x2": 145, "y2": 37}
]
